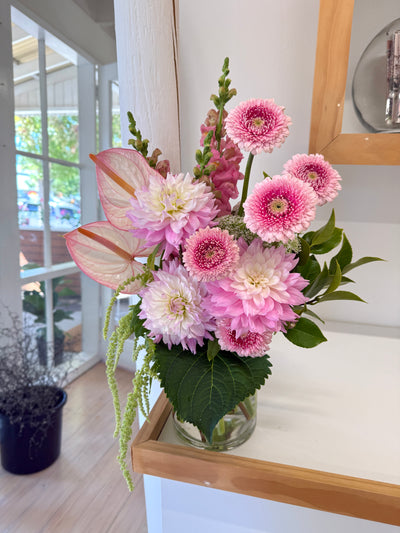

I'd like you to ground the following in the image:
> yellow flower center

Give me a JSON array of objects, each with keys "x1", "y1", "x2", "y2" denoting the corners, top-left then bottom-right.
[
  {"x1": 252, "y1": 117, "x2": 265, "y2": 128},
  {"x1": 269, "y1": 197, "x2": 289, "y2": 215}
]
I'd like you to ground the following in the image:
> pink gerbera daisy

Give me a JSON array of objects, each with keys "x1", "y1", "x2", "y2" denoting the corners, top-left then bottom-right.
[
  {"x1": 225, "y1": 99, "x2": 291, "y2": 155},
  {"x1": 183, "y1": 227, "x2": 239, "y2": 282},
  {"x1": 206, "y1": 239, "x2": 308, "y2": 335},
  {"x1": 243, "y1": 175, "x2": 317, "y2": 243},
  {"x1": 216, "y1": 318, "x2": 273, "y2": 357},
  {"x1": 139, "y1": 260, "x2": 214, "y2": 353},
  {"x1": 283, "y1": 153, "x2": 341, "y2": 206}
]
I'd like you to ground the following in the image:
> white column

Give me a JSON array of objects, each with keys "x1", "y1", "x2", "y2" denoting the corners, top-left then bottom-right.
[
  {"x1": 113, "y1": 3, "x2": 180, "y2": 531},
  {"x1": 0, "y1": 1, "x2": 22, "y2": 319},
  {"x1": 113, "y1": 0, "x2": 180, "y2": 172}
]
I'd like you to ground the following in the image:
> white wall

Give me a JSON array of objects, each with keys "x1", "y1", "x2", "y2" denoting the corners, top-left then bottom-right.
[{"x1": 178, "y1": 0, "x2": 400, "y2": 332}]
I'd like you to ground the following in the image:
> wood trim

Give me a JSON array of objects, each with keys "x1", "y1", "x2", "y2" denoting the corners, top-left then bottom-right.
[
  {"x1": 309, "y1": 0, "x2": 400, "y2": 165},
  {"x1": 309, "y1": 0, "x2": 354, "y2": 153},
  {"x1": 132, "y1": 392, "x2": 400, "y2": 526}
]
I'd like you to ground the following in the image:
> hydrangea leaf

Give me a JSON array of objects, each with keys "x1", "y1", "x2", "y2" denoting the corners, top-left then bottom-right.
[
  {"x1": 154, "y1": 343, "x2": 272, "y2": 442},
  {"x1": 284, "y1": 317, "x2": 327, "y2": 348}
]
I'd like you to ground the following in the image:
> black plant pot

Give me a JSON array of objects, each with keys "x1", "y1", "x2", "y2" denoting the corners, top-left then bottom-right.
[
  {"x1": 0, "y1": 386, "x2": 67, "y2": 475},
  {"x1": 37, "y1": 335, "x2": 65, "y2": 366}
]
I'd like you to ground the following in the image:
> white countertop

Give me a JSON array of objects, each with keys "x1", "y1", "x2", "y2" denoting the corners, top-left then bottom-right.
[{"x1": 159, "y1": 327, "x2": 400, "y2": 485}]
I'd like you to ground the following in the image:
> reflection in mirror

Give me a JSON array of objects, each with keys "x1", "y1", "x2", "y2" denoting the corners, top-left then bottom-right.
[
  {"x1": 309, "y1": 0, "x2": 400, "y2": 165},
  {"x1": 343, "y1": 0, "x2": 400, "y2": 134}
]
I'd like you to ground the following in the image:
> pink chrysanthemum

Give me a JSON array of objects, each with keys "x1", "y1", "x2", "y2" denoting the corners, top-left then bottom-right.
[
  {"x1": 225, "y1": 99, "x2": 291, "y2": 155},
  {"x1": 283, "y1": 153, "x2": 341, "y2": 206},
  {"x1": 127, "y1": 172, "x2": 218, "y2": 257},
  {"x1": 139, "y1": 260, "x2": 214, "y2": 353},
  {"x1": 243, "y1": 175, "x2": 317, "y2": 243},
  {"x1": 205, "y1": 238, "x2": 308, "y2": 335},
  {"x1": 183, "y1": 227, "x2": 239, "y2": 282},
  {"x1": 216, "y1": 319, "x2": 273, "y2": 357}
]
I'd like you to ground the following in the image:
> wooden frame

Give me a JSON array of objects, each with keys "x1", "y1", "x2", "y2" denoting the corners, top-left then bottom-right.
[
  {"x1": 309, "y1": 0, "x2": 400, "y2": 165},
  {"x1": 132, "y1": 392, "x2": 400, "y2": 526}
]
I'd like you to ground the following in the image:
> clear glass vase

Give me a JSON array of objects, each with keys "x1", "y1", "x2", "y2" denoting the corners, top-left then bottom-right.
[{"x1": 173, "y1": 393, "x2": 257, "y2": 451}]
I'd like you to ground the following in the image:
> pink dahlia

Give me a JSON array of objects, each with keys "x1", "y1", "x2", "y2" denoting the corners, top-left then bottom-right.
[
  {"x1": 205, "y1": 238, "x2": 308, "y2": 335},
  {"x1": 243, "y1": 175, "x2": 317, "y2": 243},
  {"x1": 127, "y1": 172, "x2": 218, "y2": 257},
  {"x1": 183, "y1": 226, "x2": 239, "y2": 282},
  {"x1": 215, "y1": 319, "x2": 273, "y2": 357},
  {"x1": 139, "y1": 260, "x2": 214, "y2": 353},
  {"x1": 283, "y1": 153, "x2": 341, "y2": 206},
  {"x1": 225, "y1": 99, "x2": 291, "y2": 155}
]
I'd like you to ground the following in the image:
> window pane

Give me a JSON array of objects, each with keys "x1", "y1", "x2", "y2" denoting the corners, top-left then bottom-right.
[
  {"x1": 47, "y1": 42, "x2": 79, "y2": 162},
  {"x1": 112, "y1": 81, "x2": 122, "y2": 147},
  {"x1": 17, "y1": 154, "x2": 46, "y2": 269},
  {"x1": 12, "y1": 22, "x2": 42, "y2": 155},
  {"x1": 21, "y1": 274, "x2": 82, "y2": 366},
  {"x1": 49, "y1": 162, "x2": 80, "y2": 231}
]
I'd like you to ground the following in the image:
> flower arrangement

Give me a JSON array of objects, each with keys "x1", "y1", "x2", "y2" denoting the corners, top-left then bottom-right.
[{"x1": 65, "y1": 58, "x2": 381, "y2": 490}]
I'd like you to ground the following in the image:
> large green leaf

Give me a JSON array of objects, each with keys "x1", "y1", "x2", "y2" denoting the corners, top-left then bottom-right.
[
  {"x1": 329, "y1": 232, "x2": 352, "y2": 273},
  {"x1": 154, "y1": 343, "x2": 272, "y2": 442},
  {"x1": 284, "y1": 317, "x2": 327, "y2": 348},
  {"x1": 310, "y1": 209, "x2": 336, "y2": 246},
  {"x1": 342, "y1": 256, "x2": 384, "y2": 275},
  {"x1": 317, "y1": 290, "x2": 365, "y2": 303},
  {"x1": 310, "y1": 227, "x2": 343, "y2": 254}
]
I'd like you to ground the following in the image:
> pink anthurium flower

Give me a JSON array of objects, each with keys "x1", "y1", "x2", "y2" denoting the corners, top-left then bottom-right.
[
  {"x1": 65, "y1": 221, "x2": 152, "y2": 294},
  {"x1": 91, "y1": 148, "x2": 160, "y2": 231}
]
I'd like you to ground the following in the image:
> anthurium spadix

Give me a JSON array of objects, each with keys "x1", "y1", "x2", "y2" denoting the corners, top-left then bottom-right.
[
  {"x1": 65, "y1": 221, "x2": 152, "y2": 294},
  {"x1": 91, "y1": 148, "x2": 160, "y2": 231}
]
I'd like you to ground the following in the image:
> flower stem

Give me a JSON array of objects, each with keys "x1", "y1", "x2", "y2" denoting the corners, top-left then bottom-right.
[
  {"x1": 216, "y1": 107, "x2": 224, "y2": 152},
  {"x1": 238, "y1": 400, "x2": 252, "y2": 420},
  {"x1": 238, "y1": 152, "x2": 255, "y2": 217}
]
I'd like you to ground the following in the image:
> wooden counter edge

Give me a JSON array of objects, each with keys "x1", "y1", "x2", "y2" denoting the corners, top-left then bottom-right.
[{"x1": 131, "y1": 393, "x2": 400, "y2": 526}]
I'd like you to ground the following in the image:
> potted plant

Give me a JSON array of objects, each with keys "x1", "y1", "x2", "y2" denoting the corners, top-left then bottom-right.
[
  {"x1": 22, "y1": 265, "x2": 75, "y2": 366},
  {"x1": 0, "y1": 310, "x2": 68, "y2": 475}
]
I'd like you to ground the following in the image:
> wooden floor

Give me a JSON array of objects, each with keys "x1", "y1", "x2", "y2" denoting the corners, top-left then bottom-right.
[{"x1": 0, "y1": 363, "x2": 148, "y2": 533}]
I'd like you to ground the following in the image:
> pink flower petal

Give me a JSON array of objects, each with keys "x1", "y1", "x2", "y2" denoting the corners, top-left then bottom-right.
[
  {"x1": 65, "y1": 221, "x2": 151, "y2": 293},
  {"x1": 93, "y1": 148, "x2": 160, "y2": 230}
]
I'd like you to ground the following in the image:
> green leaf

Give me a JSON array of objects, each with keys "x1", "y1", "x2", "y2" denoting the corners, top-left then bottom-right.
[
  {"x1": 154, "y1": 343, "x2": 272, "y2": 442},
  {"x1": 297, "y1": 237, "x2": 310, "y2": 266},
  {"x1": 324, "y1": 260, "x2": 342, "y2": 294},
  {"x1": 304, "y1": 262, "x2": 329, "y2": 298},
  {"x1": 53, "y1": 309, "x2": 73, "y2": 323},
  {"x1": 330, "y1": 233, "x2": 353, "y2": 273},
  {"x1": 295, "y1": 254, "x2": 321, "y2": 283},
  {"x1": 207, "y1": 338, "x2": 220, "y2": 361},
  {"x1": 130, "y1": 301, "x2": 147, "y2": 338},
  {"x1": 302, "y1": 308, "x2": 325, "y2": 324},
  {"x1": 311, "y1": 209, "x2": 336, "y2": 246},
  {"x1": 342, "y1": 256, "x2": 384, "y2": 275},
  {"x1": 317, "y1": 290, "x2": 366, "y2": 303},
  {"x1": 284, "y1": 317, "x2": 327, "y2": 348},
  {"x1": 340, "y1": 276, "x2": 354, "y2": 285},
  {"x1": 310, "y1": 227, "x2": 343, "y2": 254}
]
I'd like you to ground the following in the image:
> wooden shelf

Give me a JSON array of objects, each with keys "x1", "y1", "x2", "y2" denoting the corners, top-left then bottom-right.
[{"x1": 131, "y1": 330, "x2": 400, "y2": 526}]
